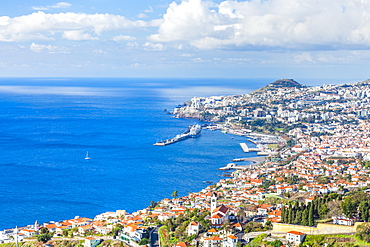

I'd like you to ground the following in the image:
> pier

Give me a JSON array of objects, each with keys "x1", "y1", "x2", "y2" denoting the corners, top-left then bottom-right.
[
  {"x1": 232, "y1": 156, "x2": 266, "y2": 165},
  {"x1": 239, "y1": 143, "x2": 261, "y2": 153},
  {"x1": 154, "y1": 124, "x2": 201, "y2": 146},
  {"x1": 218, "y1": 163, "x2": 246, "y2": 170}
]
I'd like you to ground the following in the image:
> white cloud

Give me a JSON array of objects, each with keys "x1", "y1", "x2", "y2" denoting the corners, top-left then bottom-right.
[
  {"x1": 112, "y1": 35, "x2": 137, "y2": 41},
  {"x1": 127, "y1": 42, "x2": 140, "y2": 49},
  {"x1": 93, "y1": 49, "x2": 108, "y2": 54},
  {"x1": 0, "y1": 11, "x2": 158, "y2": 42},
  {"x1": 30, "y1": 43, "x2": 70, "y2": 54},
  {"x1": 150, "y1": 0, "x2": 370, "y2": 50},
  {"x1": 144, "y1": 6, "x2": 154, "y2": 13},
  {"x1": 0, "y1": 85, "x2": 116, "y2": 96},
  {"x1": 192, "y1": 57, "x2": 203, "y2": 62},
  {"x1": 62, "y1": 30, "x2": 98, "y2": 41},
  {"x1": 181, "y1": 53, "x2": 194, "y2": 57},
  {"x1": 294, "y1": 52, "x2": 315, "y2": 63},
  {"x1": 144, "y1": 42, "x2": 165, "y2": 51},
  {"x1": 137, "y1": 13, "x2": 148, "y2": 19},
  {"x1": 32, "y1": 2, "x2": 72, "y2": 11},
  {"x1": 53, "y1": 2, "x2": 72, "y2": 8}
]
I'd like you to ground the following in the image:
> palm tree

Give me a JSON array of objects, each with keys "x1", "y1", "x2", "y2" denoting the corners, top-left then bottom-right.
[{"x1": 171, "y1": 190, "x2": 178, "y2": 198}]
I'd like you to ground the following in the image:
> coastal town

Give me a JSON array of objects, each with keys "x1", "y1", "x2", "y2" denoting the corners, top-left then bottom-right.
[{"x1": 3, "y1": 79, "x2": 370, "y2": 247}]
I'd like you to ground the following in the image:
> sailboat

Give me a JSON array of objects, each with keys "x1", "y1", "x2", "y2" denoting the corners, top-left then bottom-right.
[{"x1": 84, "y1": 151, "x2": 92, "y2": 160}]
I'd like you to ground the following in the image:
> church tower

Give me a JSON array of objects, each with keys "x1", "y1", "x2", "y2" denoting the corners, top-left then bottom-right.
[
  {"x1": 34, "y1": 220, "x2": 39, "y2": 231},
  {"x1": 210, "y1": 192, "x2": 217, "y2": 213}
]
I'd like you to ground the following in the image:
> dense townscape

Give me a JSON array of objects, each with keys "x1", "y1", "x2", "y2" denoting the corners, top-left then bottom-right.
[{"x1": 3, "y1": 79, "x2": 370, "y2": 247}]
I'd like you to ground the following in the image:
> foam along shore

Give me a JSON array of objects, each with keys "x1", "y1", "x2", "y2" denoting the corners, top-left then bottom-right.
[{"x1": 232, "y1": 156, "x2": 266, "y2": 166}]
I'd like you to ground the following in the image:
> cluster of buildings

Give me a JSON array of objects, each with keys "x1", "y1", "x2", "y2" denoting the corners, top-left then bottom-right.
[
  {"x1": 2, "y1": 79, "x2": 370, "y2": 246},
  {"x1": 174, "y1": 79, "x2": 370, "y2": 126}
]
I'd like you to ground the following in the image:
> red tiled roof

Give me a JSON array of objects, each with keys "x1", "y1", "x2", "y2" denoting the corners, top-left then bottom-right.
[{"x1": 287, "y1": 231, "x2": 305, "y2": 235}]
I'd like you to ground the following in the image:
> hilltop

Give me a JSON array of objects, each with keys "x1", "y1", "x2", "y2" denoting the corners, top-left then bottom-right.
[
  {"x1": 252, "y1": 79, "x2": 305, "y2": 94},
  {"x1": 355, "y1": 78, "x2": 370, "y2": 86}
]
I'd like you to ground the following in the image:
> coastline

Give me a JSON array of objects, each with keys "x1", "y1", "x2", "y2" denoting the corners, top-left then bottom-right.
[
  {"x1": 232, "y1": 156, "x2": 266, "y2": 166},
  {"x1": 0, "y1": 127, "x2": 262, "y2": 232}
]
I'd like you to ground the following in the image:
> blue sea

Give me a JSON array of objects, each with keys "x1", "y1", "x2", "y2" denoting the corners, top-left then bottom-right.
[{"x1": 0, "y1": 77, "x2": 355, "y2": 230}]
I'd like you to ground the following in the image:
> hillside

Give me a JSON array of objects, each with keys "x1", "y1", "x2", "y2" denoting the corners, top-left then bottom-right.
[
  {"x1": 252, "y1": 79, "x2": 305, "y2": 94},
  {"x1": 355, "y1": 79, "x2": 370, "y2": 86}
]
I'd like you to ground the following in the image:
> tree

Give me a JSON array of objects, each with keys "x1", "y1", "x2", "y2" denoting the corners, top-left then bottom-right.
[
  {"x1": 360, "y1": 201, "x2": 370, "y2": 222},
  {"x1": 356, "y1": 223, "x2": 370, "y2": 242},
  {"x1": 270, "y1": 239, "x2": 283, "y2": 247},
  {"x1": 111, "y1": 224, "x2": 123, "y2": 237},
  {"x1": 342, "y1": 192, "x2": 370, "y2": 218},
  {"x1": 237, "y1": 208, "x2": 246, "y2": 222},
  {"x1": 326, "y1": 200, "x2": 343, "y2": 218},
  {"x1": 138, "y1": 238, "x2": 150, "y2": 245},
  {"x1": 294, "y1": 210, "x2": 302, "y2": 224},
  {"x1": 171, "y1": 190, "x2": 178, "y2": 199},
  {"x1": 37, "y1": 227, "x2": 53, "y2": 243},
  {"x1": 281, "y1": 206, "x2": 287, "y2": 223},
  {"x1": 308, "y1": 203, "x2": 314, "y2": 226},
  {"x1": 318, "y1": 204, "x2": 329, "y2": 219},
  {"x1": 149, "y1": 200, "x2": 157, "y2": 209},
  {"x1": 301, "y1": 209, "x2": 309, "y2": 226}
]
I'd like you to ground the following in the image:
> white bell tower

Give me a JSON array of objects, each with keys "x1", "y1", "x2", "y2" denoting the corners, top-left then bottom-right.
[{"x1": 211, "y1": 192, "x2": 218, "y2": 213}]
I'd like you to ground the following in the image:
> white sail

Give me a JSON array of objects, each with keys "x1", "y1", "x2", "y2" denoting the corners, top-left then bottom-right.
[{"x1": 85, "y1": 151, "x2": 91, "y2": 160}]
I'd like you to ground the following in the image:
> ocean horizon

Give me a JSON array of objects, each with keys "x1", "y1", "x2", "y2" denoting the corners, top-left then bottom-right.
[{"x1": 0, "y1": 77, "x2": 361, "y2": 230}]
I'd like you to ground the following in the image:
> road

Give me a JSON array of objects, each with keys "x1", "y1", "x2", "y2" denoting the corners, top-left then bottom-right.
[{"x1": 150, "y1": 227, "x2": 159, "y2": 247}]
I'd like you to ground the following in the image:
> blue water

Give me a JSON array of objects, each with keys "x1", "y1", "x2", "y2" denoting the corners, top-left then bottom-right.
[{"x1": 0, "y1": 77, "x2": 347, "y2": 230}]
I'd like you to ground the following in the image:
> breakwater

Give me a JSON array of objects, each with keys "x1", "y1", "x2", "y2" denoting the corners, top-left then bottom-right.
[{"x1": 153, "y1": 124, "x2": 201, "y2": 146}]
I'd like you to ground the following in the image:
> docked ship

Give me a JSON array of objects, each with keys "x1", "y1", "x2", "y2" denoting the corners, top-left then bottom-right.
[
  {"x1": 153, "y1": 124, "x2": 202, "y2": 146},
  {"x1": 188, "y1": 124, "x2": 202, "y2": 138}
]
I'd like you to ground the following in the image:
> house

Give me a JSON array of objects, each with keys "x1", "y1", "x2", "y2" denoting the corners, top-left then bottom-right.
[
  {"x1": 68, "y1": 217, "x2": 93, "y2": 228},
  {"x1": 19, "y1": 229, "x2": 36, "y2": 237},
  {"x1": 207, "y1": 228, "x2": 219, "y2": 235},
  {"x1": 332, "y1": 216, "x2": 355, "y2": 226},
  {"x1": 257, "y1": 204, "x2": 274, "y2": 216},
  {"x1": 78, "y1": 225, "x2": 93, "y2": 235},
  {"x1": 187, "y1": 221, "x2": 200, "y2": 236},
  {"x1": 133, "y1": 228, "x2": 148, "y2": 242},
  {"x1": 203, "y1": 236, "x2": 223, "y2": 247},
  {"x1": 286, "y1": 231, "x2": 306, "y2": 245},
  {"x1": 231, "y1": 222, "x2": 243, "y2": 232},
  {"x1": 175, "y1": 242, "x2": 191, "y2": 247},
  {"x1": 305, "y1": 196, "x2": 315, "y2": 205},
  {"x1": 223, "y1": 235, "x2": 238, "y2": 247},
  {"x1": 211, "y1": 205, "x2": 230, "y2": 226},
  {"x1": 84, "y1": 237, "x2": 101, "y2": 247}
]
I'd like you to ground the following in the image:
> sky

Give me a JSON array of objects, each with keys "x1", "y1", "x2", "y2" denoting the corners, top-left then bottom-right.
[{"x1": 0, "y1": 0, "x2": 370, "y2": 79}]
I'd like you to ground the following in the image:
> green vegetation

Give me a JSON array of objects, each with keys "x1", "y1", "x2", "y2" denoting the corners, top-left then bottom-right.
[
  {"x1": 244, "y1": 222, "x2": 272, "y2": 233},
  {"x1": 342, "y1": 192, "x2": 370, "y2": 221},
  {"x1": 158, "y1": 208, "x2": 210, "y2": 247},
  {"x1": 110, "y1": 224, "x2": 124, "y2": 237},
  {"x1": 0, "y1": 240, "x2": 87, "y2": 247},
  {"x1": 302, "y1": 234, "x2": 370, "y2": 246},
  {"x1": 37, "y1": 227, "x2": 53, "y2": 243},
  {"x1": 171, "y1": 190, "x2": 179, "y2": 199},
  {"x1": 138, "y1": 238, "x2": 150, "y2": 245},
  {"x1": 245, "y1": 234, "x2": 284, "y2": 247},
  {"x1": 281, "y1": 194, "x2": 343, "y2": 226}
]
